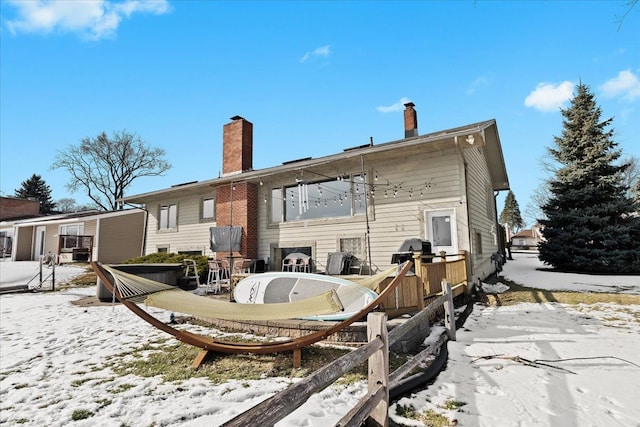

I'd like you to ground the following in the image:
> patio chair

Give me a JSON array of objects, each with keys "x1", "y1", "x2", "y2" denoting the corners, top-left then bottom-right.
[
  {"x1": 206, "y1": 260, "x2": 224, "y2": 294},
  {"x1": 297, "y1": 256, "x2": 311, "y2": 273},
  {"x1": 282, "y1": 257, "x2": 297, "y2": 272},
  {"x1": 183, "y1": 259, "x2": 200, "y2": 288},
  {"x1": 233, "y1": 258, "x2": 252, "y2": 274}
]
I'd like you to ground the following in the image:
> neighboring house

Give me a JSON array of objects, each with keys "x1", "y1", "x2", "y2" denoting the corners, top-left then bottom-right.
[
  {"x1": 0, "y1": 209, "x2": 147, "y2": 263},
  {"x1": 511, "y1": 225, "x2": 544, "y2": 250},
  {"x1": 0, "y1": 196, "x2": 42, "y2": 258},
  {"x1": 122, "y1": 103, "x2": 510, "y2": 281}
]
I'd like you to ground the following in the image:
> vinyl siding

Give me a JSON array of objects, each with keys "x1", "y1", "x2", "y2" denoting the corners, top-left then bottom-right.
[
  {"x1": 463, "y1": 145, "x2": 499, "y2": 279},
  {"x1": 258, "y1": 149, "x2": 467, "y2": 272},
  {"x1": 145, "y1": 195, "x2": 217, "y2": 256}
]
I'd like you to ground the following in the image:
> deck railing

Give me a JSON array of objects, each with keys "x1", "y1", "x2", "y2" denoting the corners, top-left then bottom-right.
[{"x1": 377, "y1": 251, "x2": 468, "y2": 316}]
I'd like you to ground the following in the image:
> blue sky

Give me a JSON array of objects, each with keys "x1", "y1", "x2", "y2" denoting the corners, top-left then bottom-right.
[{"x1": 1, "y1": 0, "x2": 638, "y2": 224}]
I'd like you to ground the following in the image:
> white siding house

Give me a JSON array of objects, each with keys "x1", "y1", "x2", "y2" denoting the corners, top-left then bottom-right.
[
  {"x1": 122, "y1": 103, "x2": 509, "y2": 282},
  {"x1": 0, "y1": 209, "x2": 146, "y2": 263}
]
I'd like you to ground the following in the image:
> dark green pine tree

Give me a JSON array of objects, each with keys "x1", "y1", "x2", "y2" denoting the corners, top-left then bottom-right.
[
  {"x1": 14, "y1": 174, "x2": 57, "y2": 214},
  {"x1": 538, "y1": 83, "x2": 640, "y2": 273},
  {"x1": 499, "y1": 190, "x2": 524, "y2": 233}
]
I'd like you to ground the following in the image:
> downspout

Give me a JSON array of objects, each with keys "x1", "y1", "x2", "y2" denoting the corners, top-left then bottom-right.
[
  {"x1": 360, "y1": 154, "x2": 372, "y2": 275},
  {"x1": 95, "y1": 217, "x2": 100, "y2": 261},
  {"x1": 493, "y1": 191, "x2": 505, "y2": 262}
]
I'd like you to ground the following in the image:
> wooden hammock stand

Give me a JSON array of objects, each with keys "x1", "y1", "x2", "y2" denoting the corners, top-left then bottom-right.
[{"x1": 91, "y1": 261, "x2": 412, "y2": 368}]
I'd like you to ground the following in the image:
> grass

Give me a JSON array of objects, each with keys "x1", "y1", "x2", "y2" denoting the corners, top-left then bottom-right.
[
  {"x1": 393, "y1": 404, "x2": 453, "y2": 427},
  {"x1": 482, "y1": 275, "x2": 640, "y2": 306},
  {"x1": 71, "y1": 409, "x2": 94, "y2": 421},
  {"x1": 107, "y1": 337, "x2": 410, "y2": 385},
  {"x1": 58, "y1": 269, "x2": 96, "y2": 289}
]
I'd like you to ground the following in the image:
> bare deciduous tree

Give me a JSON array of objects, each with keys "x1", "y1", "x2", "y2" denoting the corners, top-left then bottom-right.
[{"x1": 52, "y1": 130, "x2": 171, "y2": 211}]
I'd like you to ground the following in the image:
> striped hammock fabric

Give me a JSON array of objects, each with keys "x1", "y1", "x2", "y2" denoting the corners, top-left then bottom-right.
[{"x1": 101, "y1": 264, "x2": 344, "y2": 321}]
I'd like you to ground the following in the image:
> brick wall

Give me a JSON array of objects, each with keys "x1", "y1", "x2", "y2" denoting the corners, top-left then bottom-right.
[
  {"x1": 222, "y1": 116, "x2": 253, "y2": 175},
  {"x1": 215, "y1": 182, "x2": 258, "y2": 259},
  {"x1": 0, "y1": 196, "x2": 40, "y2": 220}
]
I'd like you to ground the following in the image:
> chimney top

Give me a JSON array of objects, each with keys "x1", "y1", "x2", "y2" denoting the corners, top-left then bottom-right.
[
  {"x1": 403, "y1": 102, "x2": 418, "y2": 138},
  {"x1": 230, "y1": 115, "x2": 244, "y2": 121}
]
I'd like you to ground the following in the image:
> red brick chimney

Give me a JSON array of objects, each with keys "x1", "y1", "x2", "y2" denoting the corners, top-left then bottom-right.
[
  {"x1": 223, "y1": 116, "x2": 253, "y2": 175},
  {"x1": 404, "y1": 102, "x2": 418, "y2": 138},
  {"x1": 216, "y1": 116, "x2": 258, "y2": 260}
]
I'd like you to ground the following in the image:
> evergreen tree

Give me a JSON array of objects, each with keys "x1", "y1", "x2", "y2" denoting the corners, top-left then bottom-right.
[
  {"x1": 538, "y1": 83, "x2": 640, "y2": 273},
  {"x1": 499, "y1": 190, "x2": 525, "y2": 233},
  {"x1": 14, "y1": 174, "x2": 57, "y2": 214}
]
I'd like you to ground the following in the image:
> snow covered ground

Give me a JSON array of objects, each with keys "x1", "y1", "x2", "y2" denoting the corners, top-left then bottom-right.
[{"x1": 1, "y1": 254, "x2": 639, "y2": 426}]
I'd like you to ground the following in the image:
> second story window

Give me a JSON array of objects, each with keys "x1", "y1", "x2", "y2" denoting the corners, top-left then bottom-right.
[
  {"x1": 202, "y1": 198, "x2": 215, "y2": 221},
  {"x1": 159, "y1": 204, "x2": 177, "y2": 230}
]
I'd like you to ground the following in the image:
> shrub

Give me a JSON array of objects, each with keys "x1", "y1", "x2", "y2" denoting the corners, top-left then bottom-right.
[{"x1": 122, "y1": 253, "x2": 210, "y2": 281}]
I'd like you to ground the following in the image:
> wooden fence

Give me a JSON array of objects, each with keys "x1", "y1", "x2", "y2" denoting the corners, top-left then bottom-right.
[{"x1": 222, "y1": 282, "x2": 457, "y2": 427}]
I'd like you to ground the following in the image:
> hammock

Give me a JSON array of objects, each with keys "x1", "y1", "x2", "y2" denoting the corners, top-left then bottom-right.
[
  {"x1": 348, "y1": 266, "x2": 397, "y2": 292},
  {"x1": 91, "y1": 261, "x2": 413, "y2": 367},
  {"x1": 100, "y1": 264, "x2": 344, "y2": 321}
]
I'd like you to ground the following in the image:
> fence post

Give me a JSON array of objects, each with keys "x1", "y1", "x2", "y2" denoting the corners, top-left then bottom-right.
[
  {"x1": 367, "y1": 312, "x2": 388, "y2": 426},
  {"x1": 442, "y1": 279, "x2": 456, "y2": 341},
  {"x1": 413, "y1": 252, "x2": 425, "y2": 310}
]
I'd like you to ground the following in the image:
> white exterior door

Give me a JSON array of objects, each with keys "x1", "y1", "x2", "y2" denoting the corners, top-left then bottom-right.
[
  {"x1": 34, "y1": 226, "x2": 46, "y2": 259},
  {"x1": 425, "y1": 209, "x2": 458, "y2": 256}
]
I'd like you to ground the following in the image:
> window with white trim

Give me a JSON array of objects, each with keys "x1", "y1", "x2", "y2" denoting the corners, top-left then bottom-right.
[
  {"x1": 201, "y1": 197, "x2": 215, "y2": 221},
  {"x1": 273, "y1": 176, "x2": 367, "y2": 223},
  {"x1": 59, "y1": 223, "x2": 84, "y2": 250},
  {"x1": 159, "y1": 204, "x2": 177, "y2": 230}
]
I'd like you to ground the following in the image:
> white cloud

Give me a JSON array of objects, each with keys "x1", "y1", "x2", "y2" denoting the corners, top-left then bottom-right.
[
  {"x1": 5, "y1": 0, "x2": 171, "y2": 40},
  {"x1": 465, "y1": 76, "x2": 489, "y2": 95},
  {"x1": 524, "y1": 81, "x2": 574, "y2": 112},
  {"x1": 376, "y1": 97, "x2": 412, "y2": 113},
  {"x1": 300, "y1": 45, "x2": 331, "y2": 63},
  {"x1": 600, "y1": 69, "x2": 640, "y2": 101}
]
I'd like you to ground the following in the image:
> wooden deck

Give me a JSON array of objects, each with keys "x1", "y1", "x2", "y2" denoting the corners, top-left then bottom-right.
[{"x1": 196, "y1": 253, "x2": 469, "y2": 342}]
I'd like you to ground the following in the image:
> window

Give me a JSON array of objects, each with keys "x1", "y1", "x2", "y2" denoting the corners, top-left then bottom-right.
[
  {"x1": 339, "y1": 237, "x2": 363, "y2": 257},
  {"x1": 159, "y1": 204, "x2": 177, "y2": 230},
  {"x1": 178, "y1": 250, "x2": 202, "y2": 256},
  {"x1": 475, "y1": 229, "x2": 483, "y2": 255},
  {"x1": 59, "y1": 223, "x2": 84, "y2": 250},
  {"x1": 273, "y1": 176, "x2": 367, "y2": 223},
  {"x1": 202, "y1": 198, "x2": 215, "y2": 221},
  {"x1": 157, "y1": 246, "x2": 169, "y2": 253},
  {"x1": 270, "y1": 188, "x2": 283, "y2": 223}
]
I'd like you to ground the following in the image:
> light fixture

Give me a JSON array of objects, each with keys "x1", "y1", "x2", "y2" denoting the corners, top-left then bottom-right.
[
  {"x1": 259, "y1": 178, "x2": 263, "y2": 186},
  {"x1": 466, "y1": 134, "x2": 475, "y2": 145}
]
